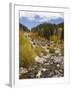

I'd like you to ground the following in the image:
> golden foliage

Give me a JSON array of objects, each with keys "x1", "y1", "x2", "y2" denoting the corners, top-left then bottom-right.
[
  {"x1": 19, "y1": 31, "x2": 36, "y2": 68},
  {"x1": 50, "y1": 35, "x2": 59, "y2": 42}
]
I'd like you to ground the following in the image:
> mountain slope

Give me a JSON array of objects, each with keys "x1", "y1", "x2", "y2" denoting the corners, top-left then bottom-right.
[
  {"x1": 19, "y1": 23, "x2": 30, "y2": 32},
  {"x1": 31, "y1": 22, "x2": 64, "y2": 40}
]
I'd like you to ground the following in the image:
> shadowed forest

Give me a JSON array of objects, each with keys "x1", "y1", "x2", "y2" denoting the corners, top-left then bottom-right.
[{"x1": 19, "y1": 22, "x2": 64, "y2": 79}]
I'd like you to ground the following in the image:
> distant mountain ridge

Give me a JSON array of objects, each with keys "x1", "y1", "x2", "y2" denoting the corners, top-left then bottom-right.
[
  {"x1": 19, "y1": 23, "x2": 30, "y2": 32},
  {"x1": 31, "y1": 22, "x2": 64, "y2": 32},
  {"x1": 48, "y1": 18, "x2": 64, "y2": 24},
  {"x1": 31, "y1": 22, "x2": 64, "y2": 40}
]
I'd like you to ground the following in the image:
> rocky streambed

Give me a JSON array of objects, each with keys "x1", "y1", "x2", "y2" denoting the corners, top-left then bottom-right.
[
  {"x1": 19, "y1": 36, "x2": 64, "y2": 79},
  {"x1": 19, "y1": 50, "x2": 64, "y2": 79}
]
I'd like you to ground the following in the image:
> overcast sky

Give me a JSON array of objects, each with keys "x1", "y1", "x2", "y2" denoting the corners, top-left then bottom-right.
[{"x1": 19, "y1": 11, "x2": 64, "y2": 30}]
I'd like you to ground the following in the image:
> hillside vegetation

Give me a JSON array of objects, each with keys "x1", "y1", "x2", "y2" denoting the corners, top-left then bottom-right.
[{"x1": 31, "y1": 23, "x2": 64, "y2": 41}]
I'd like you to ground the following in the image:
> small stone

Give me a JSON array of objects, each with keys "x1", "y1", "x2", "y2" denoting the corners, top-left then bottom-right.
[
  {"x1": 57, "y1": 72, "x2": 61, "y2": 77},
  {"x1": 20, "y1": 68, "x2": 28, "y2": 74},
  {"x1": 57, "y1": 64, "x2": 60, "y2": 68},
  {"x1": 43, "y1": 54, "x2": 51, "y2": 59},
  {"x1": 35, "y1": 56, "x2": 46, "y2": 64},
  {"x1": 55, "y1": 48, "x2": 61, "y2": 55},
  {"x1": 35, "y1": 56, "x2": 41, "y2": 62},
  {"x1": 53, "y1": 75, "x2": 58, "y2": 78},
  {"x1": 45, "y1": 49, "x2": 49, "y2": 53},
  {"x1": 59, "y1": 53, "x2": 61, "y2": 56},
  {"x1": 39, "y1": 53, "x2": 44, "y2": 57},
  {"x1": 20, "y1": 67, "x2": 23, "y2": 70},
  {"x1": 50, "y1": 61, "x2": 53, "y2": 64},
  {"x1": 48, "y1": 72, "x2": 54, "y2": 77},
  {"x1": 44, "y1": 63, "x2": 49, "y2": 65},
  {"x1": 51, "y1": 56, "x2": 54, "y2": 60},
  {"x1": 54, "y1": 56, "x2": 63, "y2": 63},
  {"x1": 42, "y1": 68, "x2": 46, "y2": 71},
  {"x1": 59, "y1": 69, "x2": 63, "y2": 73},
  {"x1": 55, "y1": 70, "x2": 59, "y2": 74},
  {"x1": 32, "y1": 45, "x2": 36, "y2": 48}
]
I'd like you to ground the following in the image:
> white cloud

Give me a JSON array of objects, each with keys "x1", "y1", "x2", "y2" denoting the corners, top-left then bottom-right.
[
  {"x1": 20, "y1": 11, "x2": 64, "y2": 22},
  {"x1": 20, "y1": 11, "x2": 36, "y2": 21}
]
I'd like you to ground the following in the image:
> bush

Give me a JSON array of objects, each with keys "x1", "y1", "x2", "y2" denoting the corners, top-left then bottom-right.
[
  {"x1": 50, "y1": 35, "x2": 59, "y2": 42},
  {"x1": 34, "y1": 47, "x2": 43, "y2": 56},
  {"x1": 19, "y1": 45, "x2": 36, "y2": 68},
  {"x1": 19, "y1": 31, "x2": 36, "y2": 68}
]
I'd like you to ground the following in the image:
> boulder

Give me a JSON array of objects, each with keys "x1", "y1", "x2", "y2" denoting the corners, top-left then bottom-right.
[
  {"x1": 53, "y1": 56, "x2": 63, "y2": 63},
  {"x1": 19, "y1": 67, "x2": 28, "y2": 74},
  {"x1": 35, "y1": 56, "x2": 46, "y2": 64},
  {"x1": 43, "y1": 54, "x2": 51, "y2": 59},
  {"x1": 55, "y1": 48, "x2": 61, "y2": 55},
  {"x1": 39, "y1": 53, "x2": 44, "y2": 57}
]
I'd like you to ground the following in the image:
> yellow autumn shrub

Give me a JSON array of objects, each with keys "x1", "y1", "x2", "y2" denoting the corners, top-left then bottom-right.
[{"x1": 19, "y1": 31, "x2": 36, "y2": 68}]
